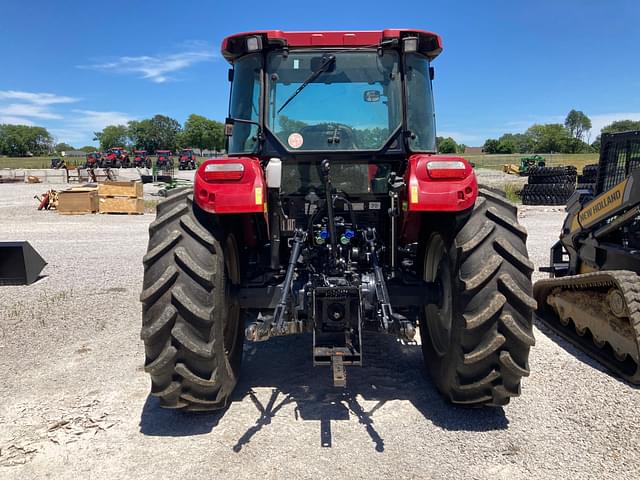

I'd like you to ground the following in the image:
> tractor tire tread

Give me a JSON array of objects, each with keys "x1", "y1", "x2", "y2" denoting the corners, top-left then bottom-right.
[
  {"x1": 140, "y1": 192, "x2": 242, "y2": 411},
  {"x1": 421, "y1": 190, "x2": 535, "y2": 407}
]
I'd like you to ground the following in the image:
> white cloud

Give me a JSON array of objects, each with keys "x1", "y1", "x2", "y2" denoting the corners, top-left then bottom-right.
[
  {"x1": 0, "y1": 103, "x2": 62, "y2": 120},
  {"x1": 0, "y1": 115, "x2": 35, "y2": 126},
  {"x1": 80, "y1": 45, "x2": 216, "y2": 83},
  {"x1": 0, "y1": 90, "x2": 79, "y2": 105},
  {"x1": 0, "y1": 90, "x2": 79, "y2": 125},
  {"x1": 69, "y1": 110, "x2": 134, "y2": 130},
  {"x1": 0, "y1": 90, "x2": 136, "y2": 146},
  {"x1": 502, "y1": 115, "x2": 565, "y2": 131},
  {"x1": 589, "y1": 112, "x2": 640, "y2": 136},
  {"x1": 51, "y1": 110, "x2": 136, "y2": 144},
  {"x1": 438, "y1": 131, "x2": 485, "y2": 144}
]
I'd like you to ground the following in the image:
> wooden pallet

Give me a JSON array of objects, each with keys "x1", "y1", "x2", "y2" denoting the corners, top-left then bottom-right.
[
  {"x1": 98, "y1": 180, "x2": 142, "y2": 198},
  {"x1": 57, "y1": 189, "x2": 98, "y2": 214},
  {"x1": 98, "y1": 196, "x2": 144, "y2": 214}
]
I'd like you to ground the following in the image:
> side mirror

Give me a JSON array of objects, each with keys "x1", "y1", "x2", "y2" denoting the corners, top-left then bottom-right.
[{"x1": 224, "y1": 117, "x2": 234, "y2": 137}]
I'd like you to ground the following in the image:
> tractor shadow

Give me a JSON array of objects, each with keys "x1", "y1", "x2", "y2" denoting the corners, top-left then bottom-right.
[{"x1": 140, "y1": 332, "x2": 509, "y2": 446}]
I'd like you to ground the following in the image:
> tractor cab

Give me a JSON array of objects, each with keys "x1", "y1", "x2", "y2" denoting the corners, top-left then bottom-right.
[
  {"x1": 133, "y1": 150, "x2": 151, "y2": 169},
  {"x1": 222, "y1": 31, "x2": 441, "y2": 165},
  {"x1": 155, "y1": 150, "x2": 173, "y2": 170},
  {"x1": 178, "y1": 148, "x2": 197, "y2": 170},
  {"x1": 103, "y1": 147, "x2": 130, "y2": 168},
  {"x1": 84, "y1": 152, "x2": 102, "y2": 169}
]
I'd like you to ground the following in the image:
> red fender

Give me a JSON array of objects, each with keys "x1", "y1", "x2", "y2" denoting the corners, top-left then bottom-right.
[
  {"x1": 193, "y1": 157, "x2": 266, "y2": 214},
  {"x1": 404, "y1": 154, "x2": 477, "y2": 212}
]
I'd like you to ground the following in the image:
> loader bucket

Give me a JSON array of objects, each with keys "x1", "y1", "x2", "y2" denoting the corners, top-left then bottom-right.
[{"x1": 0, "y1": 241, "x2": 47, "y2": 285}]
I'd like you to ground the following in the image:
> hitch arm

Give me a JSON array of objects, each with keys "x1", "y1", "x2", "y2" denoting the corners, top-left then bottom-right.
[
  {"x1": 364, "y1": 228, "x2": 393, "y2": 330},
  {"x1": 365, "y1": 228, "x2": 416, "y2": 340},
  {"x1": 246, "y1": 229, "x2": 306, "y2": 340}
]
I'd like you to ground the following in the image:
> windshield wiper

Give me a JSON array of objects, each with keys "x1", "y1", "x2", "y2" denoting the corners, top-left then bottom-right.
[{"x1": 277, "y1": 54, "x2": 336, "y2": 114}]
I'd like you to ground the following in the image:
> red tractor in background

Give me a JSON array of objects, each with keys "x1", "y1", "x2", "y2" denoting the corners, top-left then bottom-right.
[
  {"x1": 133, "y1": 150, "x2": 152, "y2": 169},
  {"x1": 140, "y1": 29, "x2": 535, "y2": 412},
  {"x1": 178, "y1": 148, "x2": 198, "y2": 170},
  {"x1": 83, "y1": 152, "x2": 102, "y2": 169},
  {"x1": 102, "y1": 147, "x2": 131, "y2": 168},
  {"x1": 155, "y1": 150, "x2": 173, "y2": 170}
]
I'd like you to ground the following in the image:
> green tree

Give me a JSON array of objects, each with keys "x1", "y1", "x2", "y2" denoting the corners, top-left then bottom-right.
[
  {"x1": 497, "y1": 140, "x2": 515, "y2": 154},
  {"x1": 499, "y1": 133, "x2": 532, "y2": 153},
  {"x1": 127, "y1": 119, "x2": 152, "y2": 151},
  {"x1": 353, "y1": 127, "x2": 389, "y2": 149},
  {"x1": 180, "y1": 114, "x2": 224, "y2": 151},
  {"x1": 564, "y1": 110, "x2": 592, "y2": 141},
  {"x1": 128, "y1": 115, "x2": 182, "y2": 153},
  {"x1": 525, "y1": 124, "x2": 572, "y2": 153},
  {"x1": 0, "y1": 124, "x2": 53, "y2": 156},
  {"x1": 277, "y1": 115, "x2": 308, "y2": 137},
  {"x1": 54, "y1": 142, "x2": 74, "y2": 152},
  {"x1": 483, "y1": 139, "x2": 500, "y2": 154},
  {"x1": 79, "y1": 145, "x2": 98, "y2": 153},
  {"x1": 601, "y1": 119, "x2": 640, "y2": 135},
  {"x1": 592, "y1": 119, "x2": 640, "y2": 150},
  {"x1": 94, "y1": 125, "x2": 129, "y2": 150},
  {"x1": 436, "y1": 136, "x2": 458, "y2": 153}
]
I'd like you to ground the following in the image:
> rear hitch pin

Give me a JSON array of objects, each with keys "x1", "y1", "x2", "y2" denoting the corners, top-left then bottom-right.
[{"x1": 331, "y1": 354, "x2": 346, "y2": 388}]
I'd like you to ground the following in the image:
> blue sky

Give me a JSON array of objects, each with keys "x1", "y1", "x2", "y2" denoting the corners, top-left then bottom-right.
[{"x1": 1, "y1": 0, "x2": 639, "y2": 147}]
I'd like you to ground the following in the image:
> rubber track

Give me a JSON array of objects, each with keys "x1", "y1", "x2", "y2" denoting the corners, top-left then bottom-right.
[
  {"x1": 534, "y1": 270, "x2": 640, "y2": 384},
  {"x1": 528, "y1": 174, "x2": 577, "y2": 185},
  {"x1": 528, "y1": 166, "x2": 577, "y2": 177}
]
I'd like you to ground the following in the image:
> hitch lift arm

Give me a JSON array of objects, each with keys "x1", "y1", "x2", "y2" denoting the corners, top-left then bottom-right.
[{"x1": 245, "y1": 229, "x2": 306, "y2": 341}]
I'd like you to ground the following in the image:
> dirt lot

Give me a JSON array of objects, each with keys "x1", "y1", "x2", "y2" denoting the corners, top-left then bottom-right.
[{"x1": 1, "y1": 176, "x2": 639, "y2": 480}]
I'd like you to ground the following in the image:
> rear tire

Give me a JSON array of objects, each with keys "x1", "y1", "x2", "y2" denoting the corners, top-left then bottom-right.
[
  {"x1": 419, "y1": 188, "x2": 536, "y2": 406},
  {"x1": 140, "y1": 188, "x2": 244, "y2": 411}
]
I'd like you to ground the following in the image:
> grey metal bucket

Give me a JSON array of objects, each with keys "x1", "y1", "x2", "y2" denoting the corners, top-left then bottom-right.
[{"x1": 0, "y1": 241, "x2": 47, "y2": 285}]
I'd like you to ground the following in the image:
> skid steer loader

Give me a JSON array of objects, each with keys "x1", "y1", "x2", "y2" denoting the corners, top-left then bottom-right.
[
  {"x1": 140, "y1": 29, "x2": 536, "y2": 411},
  {"x1": 535, "y1": 130, "x2": 640, "y2": 383}
]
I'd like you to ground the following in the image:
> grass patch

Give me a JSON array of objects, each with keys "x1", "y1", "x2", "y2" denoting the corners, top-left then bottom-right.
[
  {"x1": 1, "y1": 153, "x2": 601, "y2": 172},
  {"x1": 0, "y1": 156, "x2": 60, "y2": 169},
  {"x1": 503, "y1": 182, "x2": 522, "y2": 204},
  {"x1": 144, "y1": 199, "x2": 160, "y2": 213},
  {"x1": 465, "y1": 153, "x2": 598, "y2": 172}
]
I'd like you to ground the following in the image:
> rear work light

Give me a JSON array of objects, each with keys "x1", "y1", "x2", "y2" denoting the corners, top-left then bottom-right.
[
  {"x1": 426, "y1": 160, "x2": 468, "y2": 179},
  {"x1": 204, "y1": 163, "x2": 245, "y2": 181}
]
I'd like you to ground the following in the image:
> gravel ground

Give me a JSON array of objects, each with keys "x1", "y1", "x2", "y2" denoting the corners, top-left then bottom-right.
[{"x1": 0, "y1": 178, "x2": 639, "y2": 480}]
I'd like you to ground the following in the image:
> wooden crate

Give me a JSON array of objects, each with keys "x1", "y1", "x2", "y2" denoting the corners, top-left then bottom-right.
[
  {"x1": 98, "y1": 180, "x2": 143, "y2": 198},
  {"x1": 58, "y1": 189, "x2": 98, "y2": 214},
  {"x1": 98, "y1": 197, "x2": 144, "y2": 214}
]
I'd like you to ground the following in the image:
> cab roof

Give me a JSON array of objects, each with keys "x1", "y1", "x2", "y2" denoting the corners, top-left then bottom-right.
[{"x1": 221, "y1": 29, "x2": 442, "y2": 63}]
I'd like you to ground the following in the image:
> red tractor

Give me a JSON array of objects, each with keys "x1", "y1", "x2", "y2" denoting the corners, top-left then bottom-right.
[
  {"x1": 140, "y1": 30, "x2": 535, "y2": 411},
  {"x1": 84, "y1": 152, "x2": 102, "y2": 169},
  {"x1": 102, "y1": 147, "x2": 131, "y2": 168},
  {"x1": 155, "y1": 150, "x2": 173, "y2": 170},
  {"x1": 178, "y1": 148, "x2": 197, "y2": 170},
  {"x1": 133, "y1": 150, "x2": 152, "y2": 169}
]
